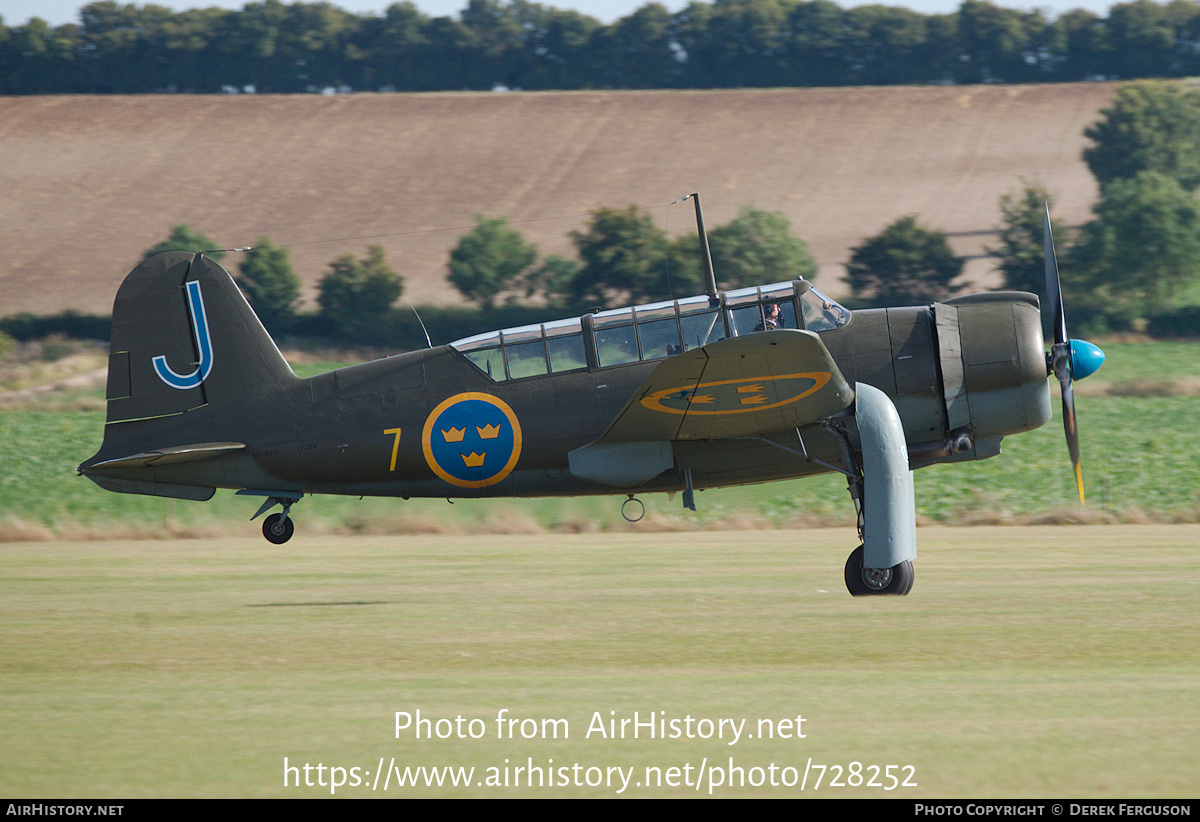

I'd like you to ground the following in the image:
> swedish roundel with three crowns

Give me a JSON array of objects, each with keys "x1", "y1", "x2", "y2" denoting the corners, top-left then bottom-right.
[{"x1": 422, "y1": 392, "x2": 523, "y2": 489}]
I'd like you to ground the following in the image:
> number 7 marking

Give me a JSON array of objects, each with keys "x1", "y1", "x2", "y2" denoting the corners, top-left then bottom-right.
[{"x1": 384, "y1": 428, "x2": 403, "y2": 471}]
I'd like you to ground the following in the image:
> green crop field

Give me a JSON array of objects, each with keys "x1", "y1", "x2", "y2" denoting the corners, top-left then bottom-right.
[
  {"x1": 4, "y1": 341, "x2": 1199, "y2": 538},
  {"x1": 1, "y1": 527, "x2": 1197, "y2": 797}
]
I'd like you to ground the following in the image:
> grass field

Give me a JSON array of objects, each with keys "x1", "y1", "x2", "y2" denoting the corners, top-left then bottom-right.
[
  {"x1": 1, "y1": 527, "x2": 1196, "y2": 797},
  {"x1": 3, "y1": 341, "x2": 1199, "y2": 798}
]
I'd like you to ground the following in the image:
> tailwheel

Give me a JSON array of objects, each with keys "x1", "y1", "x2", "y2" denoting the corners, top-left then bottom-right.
[
  {"x1": 262, "y1": 512, "x2": 295, "y2": 545},
  {"x1": 844, "y1": 545, "x2": 914, "y2": 596}
]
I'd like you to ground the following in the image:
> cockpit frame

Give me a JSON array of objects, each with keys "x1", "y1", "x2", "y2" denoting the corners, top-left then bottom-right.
[{"x1": 449, "y1": 279, "x2": 850, "y2": 383}]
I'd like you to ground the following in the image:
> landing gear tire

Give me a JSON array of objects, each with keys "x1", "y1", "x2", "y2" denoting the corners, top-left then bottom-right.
[
  {"x1": 844, "y1": 545, "x2": 914, "y2": 596},
  {"x1": 263, "y1": 513, "x2": 294, "y2": 545}
]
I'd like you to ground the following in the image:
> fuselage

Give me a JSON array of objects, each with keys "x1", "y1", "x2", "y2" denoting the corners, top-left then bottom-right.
[{"x1": 82, "y1": 279, "x2": 1051, "y2": 502}]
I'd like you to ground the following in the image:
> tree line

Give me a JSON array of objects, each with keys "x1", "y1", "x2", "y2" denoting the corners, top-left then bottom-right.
[
  {"x1": 8, "y1": 0, "x2": 1200, "y2": 94},
  {"x1": 116, "y1": 202, "x2": 818, "y2": 347}
]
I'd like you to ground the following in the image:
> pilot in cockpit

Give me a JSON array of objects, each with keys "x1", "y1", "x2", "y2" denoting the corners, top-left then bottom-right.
[{"x1": 755, "y1": 303, "x2": 784, "y2": 332}]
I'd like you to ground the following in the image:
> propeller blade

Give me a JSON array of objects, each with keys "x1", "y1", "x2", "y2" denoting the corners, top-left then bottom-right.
[
  {"x1": 1044, "y1": 202, "x2": 1092, "y2": 506},
  {"x1": 1060, "y1": 377, "x2": 1084, "y2": 505},
  {"x1": 1044, "y1": 203, "x2": 1068, "y2": 348}
]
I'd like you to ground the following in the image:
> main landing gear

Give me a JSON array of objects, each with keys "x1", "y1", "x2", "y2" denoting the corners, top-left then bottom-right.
[
  {"x1": 758, "y1": 387, "x2": 919, "y2": 597},
  {"x1": 837, "y1": 383, "x2": 918, "y2": 597},
  {"x1": 844, "y1": 545, "x2": 914, "y2": 596}
]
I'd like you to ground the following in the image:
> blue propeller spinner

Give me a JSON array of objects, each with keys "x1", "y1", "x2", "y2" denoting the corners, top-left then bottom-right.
[{"x1": 1067, "y1": 339, "x2": 1105, "y2": 382}]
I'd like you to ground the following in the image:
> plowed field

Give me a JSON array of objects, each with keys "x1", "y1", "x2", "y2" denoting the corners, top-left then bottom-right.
[{"x1": 0, "y1": 83, "x2": 1116, "y2": 315}]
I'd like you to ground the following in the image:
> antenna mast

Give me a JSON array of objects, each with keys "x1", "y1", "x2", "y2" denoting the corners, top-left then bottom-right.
[{"x1": 688, "y1": 192, "x2": 719, "y2": 306}]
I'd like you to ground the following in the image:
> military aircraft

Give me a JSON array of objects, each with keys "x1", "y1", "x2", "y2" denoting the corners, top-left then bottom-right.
[{"x1": 78, "y1": 197, "x2": 1103, "y2": 596}]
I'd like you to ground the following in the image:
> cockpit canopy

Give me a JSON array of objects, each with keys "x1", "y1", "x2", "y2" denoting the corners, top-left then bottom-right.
[{"x1": 449, "y1": 279, "x2": 849, "y2": 382}]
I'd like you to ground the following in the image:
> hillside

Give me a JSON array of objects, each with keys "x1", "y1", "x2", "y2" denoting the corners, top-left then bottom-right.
[{"x1": 0, "y1": 84, "x2": 1116, "y2": 317}]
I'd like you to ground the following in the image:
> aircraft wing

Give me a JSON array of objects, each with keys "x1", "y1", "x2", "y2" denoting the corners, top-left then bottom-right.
[{"x1": 599, "y1": 329, "x2": 854, "y2": 442}]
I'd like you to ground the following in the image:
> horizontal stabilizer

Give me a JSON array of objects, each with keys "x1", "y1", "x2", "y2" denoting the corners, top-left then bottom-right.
[
  {"x1": 598, "y1": 329, "x2": 854, "y2": 442},
  {"x1": 85, "y1": 442, "x2": 245, "y2": 470}
]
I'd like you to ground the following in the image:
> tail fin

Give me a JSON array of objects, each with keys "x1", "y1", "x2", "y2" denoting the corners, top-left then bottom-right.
[{"x1": 104, "y1": 252, "x2": 296, "y2": 423}]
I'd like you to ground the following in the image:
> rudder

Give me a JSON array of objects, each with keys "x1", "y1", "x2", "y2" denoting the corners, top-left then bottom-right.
[{"x1": 104, "y1": 252, "x2": 296, "y2": 424}]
